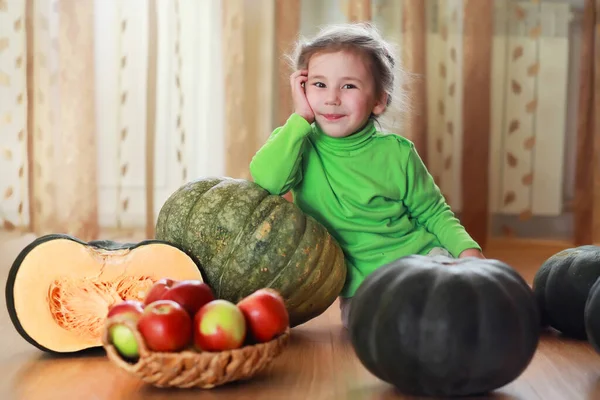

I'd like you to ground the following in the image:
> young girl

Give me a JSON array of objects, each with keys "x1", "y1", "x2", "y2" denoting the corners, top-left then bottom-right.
[{"x1": 249, "y1": 23, "x2": 484, "y2": 328}]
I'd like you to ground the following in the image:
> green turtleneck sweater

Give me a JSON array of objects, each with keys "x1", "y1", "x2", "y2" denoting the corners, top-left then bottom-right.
[{"x1": 249, "y1": 113, "x2": 481, "y2": 297}]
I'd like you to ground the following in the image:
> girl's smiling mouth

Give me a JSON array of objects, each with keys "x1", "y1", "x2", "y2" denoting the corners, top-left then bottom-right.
[{"x1": 322, "y1": 114, "x2": 346, "y2": 121}]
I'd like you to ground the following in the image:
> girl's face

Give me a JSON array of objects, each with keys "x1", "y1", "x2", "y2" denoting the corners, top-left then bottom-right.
[{"x1": 305, "y1": 50, "x2": 387, "y2": 138}]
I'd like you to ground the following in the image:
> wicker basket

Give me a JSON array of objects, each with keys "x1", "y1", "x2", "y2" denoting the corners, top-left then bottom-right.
[{"x1": 102, "y1": 314, "x2": 290, "y2": 389}]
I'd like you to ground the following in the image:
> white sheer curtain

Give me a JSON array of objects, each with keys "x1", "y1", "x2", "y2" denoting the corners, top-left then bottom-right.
[{"x1": 94, "y1": 0, "x2": 225, "y2": 231}]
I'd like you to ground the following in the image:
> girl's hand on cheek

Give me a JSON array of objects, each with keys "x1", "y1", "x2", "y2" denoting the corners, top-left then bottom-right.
[{"x1": 290, "y1": 70, "x2": 315, "y2": 124}]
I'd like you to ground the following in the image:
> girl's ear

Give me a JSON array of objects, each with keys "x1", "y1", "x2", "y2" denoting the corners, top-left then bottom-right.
[{"x1": 372, "y1": 93, "x2": 388, "y2": 116}]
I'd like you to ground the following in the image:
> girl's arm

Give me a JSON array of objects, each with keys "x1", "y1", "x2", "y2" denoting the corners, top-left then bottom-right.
[
  {"x1": 402, "y1": 144, "x2": 483, "y2": 258},
  {"x1": 251, "y1": 70, "x2": 315, "y2": 196},
  {"x1": 249, "y1": 113, "x2": 312, "y2": 195}
]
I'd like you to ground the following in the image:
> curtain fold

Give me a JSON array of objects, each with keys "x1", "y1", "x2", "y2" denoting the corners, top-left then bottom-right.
[
  {"x1": 0, "y1": 0, "x2": 101, "y2": 239},
  {"x1": 29, "y1": 0, "x2": 98, "y2": 240},
  {"x1": 0, "y1": 0, "x2": 28, "y2": 231},
  {"x1": 460, "y1": 0, "x2": 492, "y2": 248},
  {"x1": 275, "y1": 0, "x2": 301, "y2": 128},
  {"x1": 222, "y1": 0, "x2": 275, "y2": 180},
  {"x1": 401, "y1": 0, "x2": 427, "y2": 162},
  {"x1": 346, "y1": 0, "x2": 371, "y2": 21},
  {"x1": 574, "y1": 0, "x2": 600, "y2": 245}
]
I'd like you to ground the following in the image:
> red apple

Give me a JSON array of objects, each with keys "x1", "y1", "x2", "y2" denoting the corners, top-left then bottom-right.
[
  {"x1": 137, "y1": 300, "x2": 192, "y2": 352},
  {"x1": 161, "y1": 280, "x2": 214, "y2": 317},
  {"x1": 193, "y1": 300, "x2": 246, "y2": 351},
  {"x1": 143, "y1": 278, "x2": 176, "y2": 305},
  {"x1": 107, "y1": 300, "x2": 144, "y2": 318},
  {"x1": 237, "y1": 288, "x2": 289, "y2": 342}
]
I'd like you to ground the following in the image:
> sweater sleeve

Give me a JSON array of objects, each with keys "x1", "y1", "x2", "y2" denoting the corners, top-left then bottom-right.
[
  {"x1": 402, "y1": 143, "x2": 481, "y2": 257},
  {"x1": 249, "y1": 113, "x2": 312, "y2": 195}
]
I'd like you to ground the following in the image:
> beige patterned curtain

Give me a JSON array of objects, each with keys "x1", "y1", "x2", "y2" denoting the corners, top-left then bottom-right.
[
  {"x1": 0, "y1": 0, "x2": 27, "y2": 231},
  {"x1": 0, "y1": 0, "x2": 98, "y2": 240},
  {"x1": 371, "y1": 0, "x2": 584, "y2": 246},
  {"x1": 2, "y1": 0, "x2": 592, "y2": 248},
  {"x1": 0, "y1": 0, "x2": 226, "y2": 241}
]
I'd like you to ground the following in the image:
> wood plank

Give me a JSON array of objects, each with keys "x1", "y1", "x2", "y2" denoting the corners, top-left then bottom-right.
[
  {"x1": 461, "y1": 0, "x2": 493, "y2": 249},
  {"x1": 275, "y1": 0, "x2": 300, "y2": 127},
  {"x1": 401, "y1": 0, "x2": 427, "y2": 163},
  {"x1": 574, "y1": 0, "x2": 597, "y2": 245}
]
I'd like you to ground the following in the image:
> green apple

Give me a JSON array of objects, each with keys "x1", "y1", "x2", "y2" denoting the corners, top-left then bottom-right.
[{"x1": 109, "y1": 324, "x2": 139, "y2": 359}]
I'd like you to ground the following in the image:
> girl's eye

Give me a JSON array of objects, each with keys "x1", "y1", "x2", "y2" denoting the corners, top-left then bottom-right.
[
  {"x1": 342, "y1": 84, "x2": 357, "y2": 89},
  {"x1": 313, "y1": 82, "x2": 325, "y2": 88}
]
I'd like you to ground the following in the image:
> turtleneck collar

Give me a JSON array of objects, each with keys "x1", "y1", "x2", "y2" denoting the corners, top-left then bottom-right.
[{"x1": 311, "y1": 119, "x2": 377, "y2": 153}]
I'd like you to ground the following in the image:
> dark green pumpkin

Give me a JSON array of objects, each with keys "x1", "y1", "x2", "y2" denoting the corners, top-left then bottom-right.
[
  {"x1": 585, "y1": 277, "x2": 600, "y2": 353},
  {"x1": 348, "y1": 255, "x2": 540, "y2": 398},
  {"x1": 154, "y1": 177, "x2": 347, "y2": 327},
  {"x1": 532, "y1": 245, "x2": 600, "y2": 339}
]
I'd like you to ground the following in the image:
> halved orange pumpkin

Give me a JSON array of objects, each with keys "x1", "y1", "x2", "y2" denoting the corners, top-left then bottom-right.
[{"x1": 5, "y1": 234, "x2": 203, "y2": 353}]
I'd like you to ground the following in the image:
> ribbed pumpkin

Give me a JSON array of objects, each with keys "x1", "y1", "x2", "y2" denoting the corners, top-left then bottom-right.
[
  {"x1": 585, "y1": 277, "x2": 600, "y2": 353},
  {"x1": 348, "y1": 255, "x2": 540, "y2": 397},
  {"x1": 155, "y1": 177, "x2": 347, "y2": 327},
  {"x1": 532, "y1": 245, "x2": 600, "y2": 339}
]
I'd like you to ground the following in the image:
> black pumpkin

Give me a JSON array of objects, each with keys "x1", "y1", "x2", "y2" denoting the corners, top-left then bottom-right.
[
  {"x1": 348, "y1": 255, "x2": 540, "y2": 398},
  {"x1": 532, "y1": 245, "x2": 600, "y2": 339},
  {"x1": 585, "y1": 277, "x2": 600, "y2": 352}
]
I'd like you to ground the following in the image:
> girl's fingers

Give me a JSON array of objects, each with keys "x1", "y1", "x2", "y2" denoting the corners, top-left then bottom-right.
[
  {"x1": 290, "y1": 69, "x2": 308, "y2": 81},
  {"x1": 292, "y1": 76, "x2": 307, "y2": 91}
]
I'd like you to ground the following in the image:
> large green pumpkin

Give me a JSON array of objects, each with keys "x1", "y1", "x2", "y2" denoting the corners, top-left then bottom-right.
[
  {"x1": 348, "y1": 255, "x2": 540, "y2": 397},
  {"x1": 532, "y1": 245, "x2": 600, "y2": 339},
  {"x1": 155, "y1": 177, "x2": 347, "y2": 326}
]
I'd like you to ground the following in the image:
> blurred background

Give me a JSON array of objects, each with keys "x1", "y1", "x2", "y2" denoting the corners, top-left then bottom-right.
[{"x1": 0, "y1": 0, "x2": 598, "y2": 251}]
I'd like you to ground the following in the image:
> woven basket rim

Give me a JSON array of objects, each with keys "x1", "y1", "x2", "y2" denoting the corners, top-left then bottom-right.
[{"x1": 102, "y1": 313, "x2": 290, "y2": 387}]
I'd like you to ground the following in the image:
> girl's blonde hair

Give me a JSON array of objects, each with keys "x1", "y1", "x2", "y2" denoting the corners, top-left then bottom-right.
[{"x1": 289, "y1": 22, "x2": 410, "y2": 124}]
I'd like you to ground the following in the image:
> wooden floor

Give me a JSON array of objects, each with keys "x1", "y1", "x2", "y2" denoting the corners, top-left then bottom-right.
[{"x1": 1, "y1": 231, "x2": 600, "y2": 399}]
